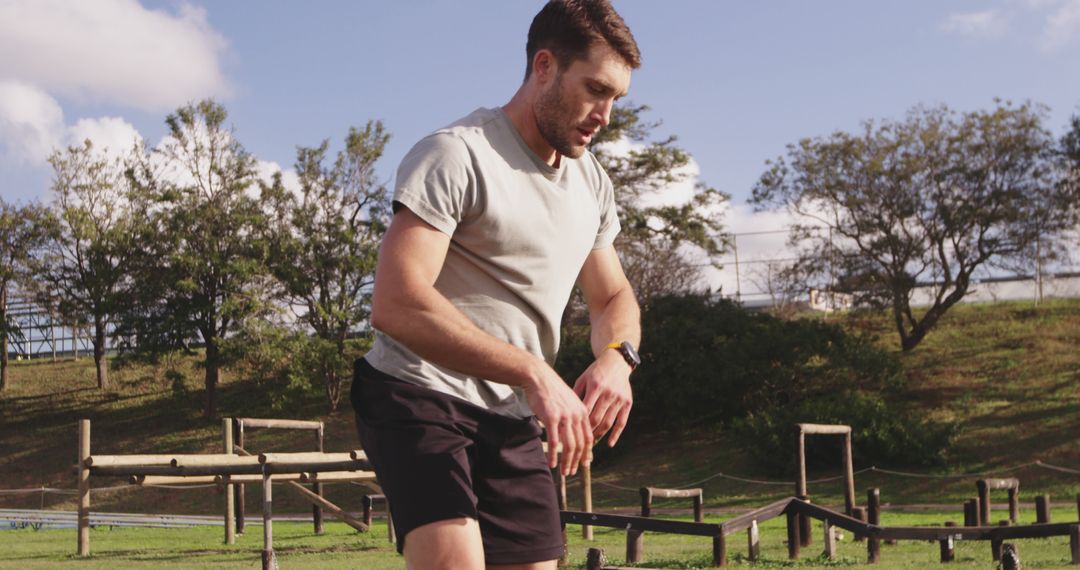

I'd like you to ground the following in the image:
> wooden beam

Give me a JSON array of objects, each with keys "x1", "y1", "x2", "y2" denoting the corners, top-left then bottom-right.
[
  {"x1": 797, "y1": 423, "x2": 851, "y2": 435},
  {"x1": 258, "y1": 451, "x2": 356, "y2": 464},
  {"x1": 299, "y1": 471, "x2": 377, "y2": 484},
  {"x1": 721, "y1": 498, "x2": 792, "y2": 534},
  {"x1": 238, "y1": 418, "x2": 323, "y2": 431},
  {"x1": 130, "y1": 475, "x2": 218, "y2": 485},
  {"x1": 561, "y1": 511, "x2": 722, "y2": 537}
]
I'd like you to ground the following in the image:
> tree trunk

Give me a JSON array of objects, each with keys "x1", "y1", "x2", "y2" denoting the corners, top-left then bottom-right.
[
  {"x1": 93, "y1": 316, "x2": 108, "y2": 390},
  {"x1": 1, "y1": 285, "x2": 8, "y2": 392},
  {"x1": 205, "y1": 340, "x2": 220, "y2": 418},
  {"x1": 1, "y1": 326, "x2": 8, "y2": 392},
  {"x1": 325, "y1": 367, "x2": 340, "y2": 413}
]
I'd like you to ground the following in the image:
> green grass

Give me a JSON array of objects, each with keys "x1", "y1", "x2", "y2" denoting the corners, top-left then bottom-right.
[
  {"x1": 1, "y1": 298, "x2": 1079, "y2": 567},
  {"x1": 1, "y1": 510, "x2": 1078, "y2": 568}
]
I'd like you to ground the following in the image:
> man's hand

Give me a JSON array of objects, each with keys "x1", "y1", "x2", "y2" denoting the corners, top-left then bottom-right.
[
  {"x1": 573, "y1": 348, "x2": 633, "y2": 447},
  {"x1": 522, "y1": 362, "x2": 594, "y2": 476}
]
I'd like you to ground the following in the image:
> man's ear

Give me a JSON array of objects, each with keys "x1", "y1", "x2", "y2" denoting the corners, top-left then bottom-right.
[{"x1": 532, "y1": 49, "x2": 558, "y2": 84}]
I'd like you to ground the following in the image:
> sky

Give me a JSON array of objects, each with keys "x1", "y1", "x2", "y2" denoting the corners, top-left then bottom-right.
[{"x1": 1, "y1": 0, "x2": 1079, "y2": 295}]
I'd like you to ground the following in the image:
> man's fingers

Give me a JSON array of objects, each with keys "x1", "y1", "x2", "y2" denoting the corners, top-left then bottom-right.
[
  {"x1": 546, "y1": 428, "x2": 560, "y2": 469},
  {"x1": 573, "y1": 378, "x2": 587, "y2": 399},
  {"x1": 559, "y1": 418, "x2": 577, "y2": 476},
  {"x1": 589, "y1": 396, "x2": 614, "y2": 434},
  {"x1": 607, "y1": 405, "x2": 632, "y2": 447},
  {"x1": 594, "y1": 404, "x2": 619, "y2": 439}
]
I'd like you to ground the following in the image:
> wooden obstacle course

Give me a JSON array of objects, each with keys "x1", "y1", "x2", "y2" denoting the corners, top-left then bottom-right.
[
  {"x1": 74, "y1": 418, "x2": 374, "y2": 569},
  {"x1": 361, "y1": 493, "x2": 395, "y2": 543}
]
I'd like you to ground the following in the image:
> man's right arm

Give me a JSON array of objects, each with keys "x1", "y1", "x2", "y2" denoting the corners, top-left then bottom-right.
[{"x1": 369, "y1": 207, "x2": 593, "y2": 475}]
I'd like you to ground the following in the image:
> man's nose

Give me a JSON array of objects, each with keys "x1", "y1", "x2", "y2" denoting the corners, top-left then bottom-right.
[{"x1": 591, "y1": 98, "x2": 614, "y2": 128}]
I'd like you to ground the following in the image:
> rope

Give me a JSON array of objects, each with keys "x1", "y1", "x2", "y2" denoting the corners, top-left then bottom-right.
[{"x1": 0, "y1": 460, "x2": 1072, "y2": 498}]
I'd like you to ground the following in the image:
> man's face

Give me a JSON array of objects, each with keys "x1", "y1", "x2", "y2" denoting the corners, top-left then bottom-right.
[{"x1": 534, "y1": 42, "x2": 631, "y2": 160}]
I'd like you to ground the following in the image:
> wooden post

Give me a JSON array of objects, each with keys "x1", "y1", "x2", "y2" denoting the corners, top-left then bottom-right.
[
  {"x1": 823, "y1": 519, "x2": 836, "y2": 560},
  {"x1": 747, "y1": 520, "x2": 760, "y2": 561},
  {"x1": 786, "y1": 508, "x2": 801, "y2": 559},
  {"x1": 1076, "y1": 493, "x2": 1079, "y2": 523},
  {"x1": 795, "y1": 428, "x2": 811, "y2": 547},
  {"x1": 963, "y1": 499, "x2": 978, "y2": 527},
  {"x1": 977, "y1": 480, "x2": 991, "y2": 526},
  {"x1": 991, "y1": 520, "x2": 1010, "y2": 562},
  {"x1": 1069, "y1": 524, "x2": 1080, "y2": 564},
  {"x1": 1001, "y1": 544, "x2": 1020, "y2": 570},
  {"x1": 843, "y1": 431, "x2": 856, "y2": 516},
  {"x1": 558, "y1": 471, "x2": 567, "y2": 511},
  {"x1": 940, "y1": 521, "x2": 956, "y2": 562},
  {"x1": 639, "y1": 487, "x2": 651, "y2": 517},
  {"x1": 235, "y1": 420, "x2": 245, "y2": 534},
  {"x1": 387, "y1": 502, "x2": 396, "y2": 544},
  {"x1": 712, "y1": 532, "x2": 726, "y2": 567},
  {"x1": 582, "y1": 463, "x2": 592, "y2": 540},
  {"x1": 1036, "y1": 494, "x2": 1052, "y2": 523},
  {"x1": 362, "y1": 495, "x2": 374, "y2": 526},
  {"x1": 1007, "y1": 487, "x2": 1019, "y2": 524},
  {"x1": 626, "y1": 529, "x2": 644, "y2": 564},
  {"x1": 223, "y1": 418, "x2": 235, "y2": 545},
  {"x1": 693, "y1": 493, "x2": 704, "y2": 523},
  {"x1": 262, "y1": 465, "x2": 276, "y2": 570},
  {"x1": 867, "y1": 488, "x2": 881, "y2": 563},
  {"x1": 77, "y1": 419, "x2": 90, "y2": 556},
  {"x1": 586, "y1": 547, "x2": 605, "y2": 570},
  {"x1": 852, "y1": 507, "x2": 867, "y2": 542},
  {"x1": 800, "y1": 497, "x2": 813, "y2": 547},
  {"x1": 312, "y1": 424, "x2": 324, "y2": 535}
]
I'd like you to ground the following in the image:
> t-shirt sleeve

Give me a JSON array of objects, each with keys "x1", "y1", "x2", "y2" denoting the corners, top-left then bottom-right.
[
  {"x1": 393, "y1": 133, "x2": 475, "y2": 237},
  {"x1": 593, "y1": 166, "x2": 621, "y2": 249}
]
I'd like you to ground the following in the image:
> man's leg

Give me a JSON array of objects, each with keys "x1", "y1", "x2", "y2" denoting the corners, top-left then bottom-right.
[{"x1": 404, "y1": 517, "x2": 486, "y2": 570}]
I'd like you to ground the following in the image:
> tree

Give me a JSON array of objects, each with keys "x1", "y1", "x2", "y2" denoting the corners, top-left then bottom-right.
[
  {"x1": 582, "y1": 103, "x2": 728, "y2": 310},
  {"x1": 34, "y1": 140, "x2": 139, "y2": 390},
  {"x1": 752, "y1": 101, "x2": 1079, "y2": 351},
  {"x1": 0, "y1": 200, "x2": 50, "y2": 391},
  {"x1": 263, "y1": 121, "x2": 391, "y2": 412},
  {"x1": 125, "y1": 100, "x2": 269, "y2": 417}
]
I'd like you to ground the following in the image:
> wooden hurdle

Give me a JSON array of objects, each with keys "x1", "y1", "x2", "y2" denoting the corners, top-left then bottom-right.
[
  {"x1": 794, "y1": 423, "x2": 857, "y2": 547},
  {"x1": 977, "y1": 477, "x2": 1020, "y2": 526},
  {"x1": 232, "y1": 417, "x2": 326, "y2": 536},
  {"x1": 75, "y1": 418, "x2": 375, "y2": 569}
]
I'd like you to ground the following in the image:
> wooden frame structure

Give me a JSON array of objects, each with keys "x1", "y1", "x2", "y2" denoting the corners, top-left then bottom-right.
[
  {"x1": 561, "y1": 493, "x2": 1080, "y2": 567},
  {"x1": 232, "y1": 417, "x2": 326, "y2": 537},
  {"x1": 794, "y1": 423, "x2": 857, "y2": 547},
  {"x1": 75, "y1": 419, "x2": 375, "y2": 569},
  {"x1": 977, "y1": 477, "x2": 1020, "y2": 525}
]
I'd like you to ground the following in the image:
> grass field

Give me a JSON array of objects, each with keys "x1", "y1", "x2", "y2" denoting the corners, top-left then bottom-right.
[
  {"x1": 1, "y1": 508, "x2": 1078, "y2": 568},
  {"x1": 1, "y1": 298, "x2": 1078, "y2": 567}
]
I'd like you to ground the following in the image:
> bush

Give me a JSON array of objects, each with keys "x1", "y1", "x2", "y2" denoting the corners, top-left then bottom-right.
[{"x1": 556, "y1": 293, "x2": 957, "y2": 472}]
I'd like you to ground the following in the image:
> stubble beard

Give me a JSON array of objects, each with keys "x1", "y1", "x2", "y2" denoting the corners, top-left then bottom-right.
[{"x1": 535, "y1": 74, "x2": 586, "y2": 160}]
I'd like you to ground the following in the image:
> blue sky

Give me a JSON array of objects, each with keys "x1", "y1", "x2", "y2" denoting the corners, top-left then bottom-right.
[{"x1": 2, "y1": 0, "x2": 1079, "y2": 228}]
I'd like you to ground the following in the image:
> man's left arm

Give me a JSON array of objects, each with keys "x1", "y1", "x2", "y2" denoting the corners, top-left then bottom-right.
[{"x1": 573, "y1": 245, "x2": 641, "y2": 447}]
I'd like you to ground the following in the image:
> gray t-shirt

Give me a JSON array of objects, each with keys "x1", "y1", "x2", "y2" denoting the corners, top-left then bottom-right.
[{"x1": 365, "y1": 107, "x2": 621, "y2": 418}]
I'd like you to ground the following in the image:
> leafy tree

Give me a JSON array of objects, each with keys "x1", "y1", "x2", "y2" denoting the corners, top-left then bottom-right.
[
  {"x1": 587, "y1": 103, "x2": 729, "y2": 308},
  {"x1": 124, "y1": 100, "x2": 269, "y2": 417},
  {"x1": 34, "y1": 140, "x2": 139, "y2": 390},
  {"x1": 263, "y1": 121, "x2": 391, "y2": 412},
  {"x1": 0, "y1": 200, "x2": 51, "y2": 391},
  {"x1": 751, "y1": 102, "x2": 1078, "y2": 351}
]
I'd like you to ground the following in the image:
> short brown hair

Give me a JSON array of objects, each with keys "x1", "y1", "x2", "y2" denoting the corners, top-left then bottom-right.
[{"x1": 525, "y1": 0, "x2": 641, "y2": 80}]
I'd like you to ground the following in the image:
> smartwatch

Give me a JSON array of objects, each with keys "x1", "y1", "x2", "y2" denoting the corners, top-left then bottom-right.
[{"x1": 606, "y1": 341, "x2": 641, "y2": 370}]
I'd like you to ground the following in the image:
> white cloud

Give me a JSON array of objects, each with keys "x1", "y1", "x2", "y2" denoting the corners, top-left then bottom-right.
[
  {"x1": 940, "y1": 10, "x2": 1009, "y2": 37},
  {"x1": 0, "y1": 80, "x2": 65, "y2": 166},
  {"x1": 1041, "y1": 0, "x2": 1080, "y2": 49},
  {"x1": 0, "y1": 0, "x2": 230, "y2": 111},
  {"x1": 67, "y1": 116, "x2": 143, "y2": 156}
]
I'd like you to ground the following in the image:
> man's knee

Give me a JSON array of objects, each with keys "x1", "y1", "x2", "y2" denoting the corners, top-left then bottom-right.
[{"x1": 404, "y1": 517, "x2": 485, "y2": 570}]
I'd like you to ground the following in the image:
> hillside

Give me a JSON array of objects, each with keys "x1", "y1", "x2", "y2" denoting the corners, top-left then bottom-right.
[{"x1": 0, "y1": 298, "x2": 1077, "y2": 515}]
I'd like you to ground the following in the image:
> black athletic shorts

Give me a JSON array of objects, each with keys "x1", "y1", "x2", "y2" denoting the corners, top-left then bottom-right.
[{"x1": 351, "y1": 358, "x2": 565, "y2": 564}]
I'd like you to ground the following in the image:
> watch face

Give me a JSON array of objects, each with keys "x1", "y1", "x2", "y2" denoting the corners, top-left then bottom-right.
[{"x1": 620, "y1": 342, "x2": 641, "y2": 367}]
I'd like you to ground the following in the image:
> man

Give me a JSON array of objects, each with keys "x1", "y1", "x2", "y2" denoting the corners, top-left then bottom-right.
[{"x1": 352, "y1": 1, "x2": 642, "y2": 568}]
